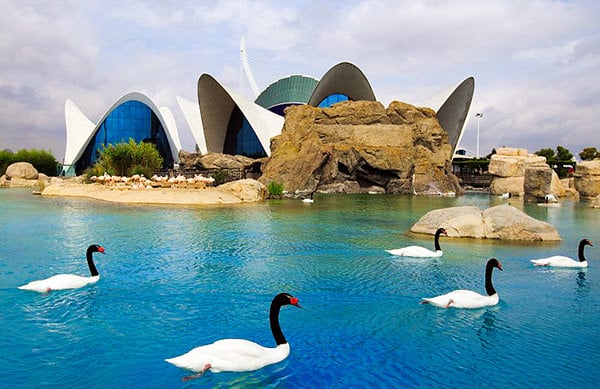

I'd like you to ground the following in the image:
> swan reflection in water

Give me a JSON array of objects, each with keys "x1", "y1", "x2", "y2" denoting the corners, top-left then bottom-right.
[
  {"x1": 574, "y1": 270, "x2": 590, "y2": 301},
  {"x1": 477, "y1": 309, "x2": 497, "y2": 345}
]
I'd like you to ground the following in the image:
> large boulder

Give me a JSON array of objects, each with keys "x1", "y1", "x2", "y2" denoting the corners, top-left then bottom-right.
[
  {"x1": 5, "y1": 162, "x2": 38, "y2": 180},
  {"x1": 488, "y1": 148, "x2": 565, "y2": 198},
  {"x1": 574, "y1": 159, "x2": 600, "y2": 200},
  {"x1": 410, "y1": 204, "x2": 560, "y2": 241},
  {"x1": 259, "y1": 100, "x2": 463, "y2": 195}
]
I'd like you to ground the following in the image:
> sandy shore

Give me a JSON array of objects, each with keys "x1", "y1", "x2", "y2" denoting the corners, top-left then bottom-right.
[{"x1": 41, "y1": 180, "x2": 265, "y2": 205}]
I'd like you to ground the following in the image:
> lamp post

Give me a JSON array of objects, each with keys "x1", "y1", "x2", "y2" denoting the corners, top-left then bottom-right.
[{"x1": 475, "y1": 113, "x2": 483, "y2": 159}]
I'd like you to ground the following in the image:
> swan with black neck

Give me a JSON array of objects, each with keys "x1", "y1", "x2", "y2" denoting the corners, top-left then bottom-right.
[
  {"x1": 421, "y1": 258, "x2": 503, "y2": 308},
  {"x1": 531, "y1": 239, "x2": 593, "y2": 268},
  {"x1": 386, "y1": 227, "x2": 448, "y2": 258},
  {"x1": 165, "y1": 293, "x2": 301, "y2": 381},
  {"x1": 18, "y1": 244, "x2": 105, "y2": 293}
]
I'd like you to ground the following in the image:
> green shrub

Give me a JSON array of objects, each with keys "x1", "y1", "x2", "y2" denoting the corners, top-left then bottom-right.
[
  {"x1": 211, "y1": 169, "x2": 230, "y2": 186},
  {"x1": 267, "y1": 181, "x2": 284, "y2": 197},
  {"x1": 96, "y1": 139, "x2": 163, "y2": 177}
]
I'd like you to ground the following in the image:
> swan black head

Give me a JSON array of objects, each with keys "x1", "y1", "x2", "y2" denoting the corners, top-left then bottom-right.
[
  {"x1": 485, "y1": 258, "x2": 502, "y2": 296},
  {"x1": 270, "y1": 293, "x2": 301, "y2": 345},
  {"x1": 578, "y1": 239, "x2": 593, "y2": 262},
  {"x1": 273, "y1": 292, "x2": 302, "y2": 309},
  {"x1": 434, "y1": 228, "x2": 447, "y2": 251},
  {"x1": 86, "y1": 244, "x2": 105, "y2": 277},
  {"x1": 88, "y1": 244, "x2": 105, "y2": 254},
  {"x1": 487, "y1": 258, "x2": 503, "y2": 271}
]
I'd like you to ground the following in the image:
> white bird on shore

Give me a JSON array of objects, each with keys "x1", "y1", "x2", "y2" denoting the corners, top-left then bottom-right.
[
  {"x1": 421, "y1": 258, "x2": 503, "y2": 309},
  {"x1": 18, "y1": 245, "x2": 106, "y2": 293},
  {"x1": 165, "y1": 293, "x2": 302, "y2": 381}
]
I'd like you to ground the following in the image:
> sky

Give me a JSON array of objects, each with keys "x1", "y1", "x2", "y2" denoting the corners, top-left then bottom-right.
[{"x1": 1, "y1": 0, "x2": 599, "y2": 162}]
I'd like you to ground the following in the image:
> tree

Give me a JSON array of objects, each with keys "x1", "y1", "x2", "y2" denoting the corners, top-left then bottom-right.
[
  {"x1": 579, "y1": 147, "x2": 600, "y2": 161},
  {"x1": 534, "y1": 146, "x2": 573, "y2": 162},
  {"x1": 534, "y1": 148, "x2": 555, "y2": 161},
  {"x1": 95, "y1": 139, "x2": 163, "y2": 177},
  {"x1": 555, "y1": 145, "x2": 573, "y2": 162}
]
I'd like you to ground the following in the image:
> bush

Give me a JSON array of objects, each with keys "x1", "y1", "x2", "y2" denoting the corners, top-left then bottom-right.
[
  {"x1": 267, "y1": 181, "x2": 284, "y2": 198},
  {"x1": 0, "y1": 148, "x2": 58, "y2": 176},
  {"x1": 95, "y1": 139, "x2": 163, "y2": 177}
]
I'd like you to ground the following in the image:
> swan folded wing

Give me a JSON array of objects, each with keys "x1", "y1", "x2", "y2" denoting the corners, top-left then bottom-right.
[
  {"x1": 386, "y1": 246, "x2": 442, "y2": 258},
  {"x1": 423, "y1": 290, "x2": 499, "y2": 309},
  {"x1": 18, "y1": 274, "x2": 99, "y2": 292},
  {"x1": 166, "y1": 339, "x2": 290, "y2": 373},
  {"x1": 531, "y1": 255, "x2": 587, "y2": 268}
]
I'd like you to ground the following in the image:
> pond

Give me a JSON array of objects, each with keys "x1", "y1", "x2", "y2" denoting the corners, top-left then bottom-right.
[{"x1": 1, "y1": 189, "x2": 599, "y2": 388}]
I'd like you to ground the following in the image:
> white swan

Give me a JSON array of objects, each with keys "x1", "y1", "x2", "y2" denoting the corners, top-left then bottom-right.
[
  {"x1": 531, "y1": 238, "x2": 593, "y2": 268},
  {"x1": 165, "y1": 293, "x2": 302, "y2": 381},
  {"x1": 421, "y1": 258, "x2": 503, "y2": 309},
  {"x1": 18, "y1": 244, "x2": 105, "y2": 293},
  {"x1": 302, "y1": 193, "x2": 314, "y2": 203},
  {"x1": 386, "y1": 227, "x2": 447, "y2": 258}
]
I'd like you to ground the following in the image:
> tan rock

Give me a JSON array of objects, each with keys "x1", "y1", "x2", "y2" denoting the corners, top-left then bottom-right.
[
  {"x1": 260, "y1": 100, "x2": 463, "y2": 195},
  {"x1": 5, "y1": 162, "x2": 38, "y2": 180},
  {"x1": 482, "y1": 205, "x2": 560, "y2": 241},
  {"x1": 574, "y1": 160, "x2": 600, "y2": 199},
  {"x1": 489, "y1": 176, "x2": 524, "y2": 196},
  {"x1": 410, "y1": 206, "x2": 485, "y2": 238},
  {"x1": 495, "y1": 147, "x2": 528, "y2": 156},
  {"x1": 524, "y1": 166, "x2": 554, "y2": 200},
  {"x1": 410, "y1": 204, "x2": 560, "y2": 241}
]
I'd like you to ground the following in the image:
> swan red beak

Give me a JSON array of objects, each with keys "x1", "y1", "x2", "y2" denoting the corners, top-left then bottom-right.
[
  {"x1": 290, "y1": 297, "x2": 302, "y2": 308},
  {"x1": 98, "y1": 246, "x2": 106, "y2": 254},
  {"x1": 497, "y1": 262, "x2": 503, "y2": 270}
]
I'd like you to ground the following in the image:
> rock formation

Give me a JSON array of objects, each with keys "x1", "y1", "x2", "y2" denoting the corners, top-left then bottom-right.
[
  {"x1": 410, "y1": 204, "x2": 560, "y2": 241},
  {"x1": 259, "y1": 100, "x2": 463, "y2": 196},
  {"x1": 1, "y1": 162, "x2": 50, "y2": 188},
  {"x1": 574, "y1": 159, "x2": 600, "y2": 200},
  {"x1": 488, "y1": 147, "x2": 566, "y2": 200}
]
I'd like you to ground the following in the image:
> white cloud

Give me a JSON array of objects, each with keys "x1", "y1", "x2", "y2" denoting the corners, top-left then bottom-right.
[{"x1": 0, "y1": 0, "x2": 598, "y2": 161}]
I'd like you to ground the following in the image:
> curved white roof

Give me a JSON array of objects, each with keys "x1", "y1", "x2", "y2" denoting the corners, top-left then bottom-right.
[
  {"x1": 64, "y1": 92, "x2": 182, "y2": 166},
  {"x1": 177, "y1": 95, "x2": 207, "y2": 154},
  {"x1": 307, "y1": 62, "x2": 376, "y2": 106},
  {"x1": 418, "y1": 77, "x2": 475, "y2": 156},
  {"x1": 198, "y1": 74, "x2": 284, "y2": 156}
]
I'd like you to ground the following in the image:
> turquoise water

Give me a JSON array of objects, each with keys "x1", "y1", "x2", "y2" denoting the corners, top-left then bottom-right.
[{"x1": 1, "y1": 189, "x2": 599, "y2": 388}]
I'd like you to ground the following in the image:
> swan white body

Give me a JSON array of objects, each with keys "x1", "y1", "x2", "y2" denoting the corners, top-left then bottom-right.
[
  {"x1": 166, "y1": 293, "x2": 301, "y2": 381},
  {"x1": 18, "y1": 274, "x2": 99, "y2": 293},
  {"x1": 531, "y1": 256, "x2": 587, "y2": 268},
  {"x1": 386, "y1": 246, "x2": 442, "y2": 258},
  {"x1": 165, "y1": 340, "x2": 290, "y2": 373},
  {"x1": 422, "y1": 290, "x2": 499, "y2": 309},
  {"x1": 422, "y1": 258, "x2": 503, "y2": 309},
  {"x1": 531, "y1": 238, "x2": 593, "y2": 268},
  {"x1": 18, "y1": 244, "x2": 105, "y2": 293},
  {"x1": 302, "y1": 198, "x2": 314, "y2": 203},
  {"x1": 387, "y1": 227, "x2": 447, "y2": 258}
]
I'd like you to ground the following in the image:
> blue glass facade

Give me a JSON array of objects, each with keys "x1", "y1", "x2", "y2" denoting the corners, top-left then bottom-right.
[
  {"x1": 223, "y1": 106, "x2": 267, "y2": 158},
  {"x1": 318, "y1": 93, "x2": 349, "y2": 108},
  {"x1": 75, "y1": 101, "x2": 173, "y2": 174}
]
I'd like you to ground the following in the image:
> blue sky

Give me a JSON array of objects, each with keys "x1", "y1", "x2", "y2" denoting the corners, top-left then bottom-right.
[{"x1": 1, "y1": 0, "x2": 599, "y2": 161}]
